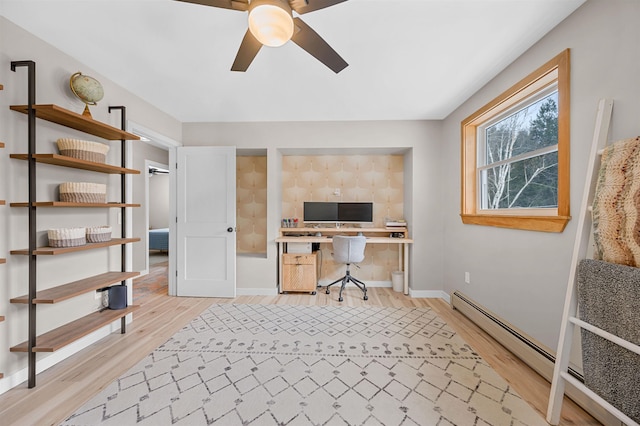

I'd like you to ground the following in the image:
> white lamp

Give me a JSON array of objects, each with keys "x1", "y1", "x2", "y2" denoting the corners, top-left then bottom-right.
[{"x1": 248, "y1": 0, "x2": 294, "y2": 47}]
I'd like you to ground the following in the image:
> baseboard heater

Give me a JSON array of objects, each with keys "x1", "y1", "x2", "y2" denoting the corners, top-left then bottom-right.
[{"x1": 450, "y1": 291, "x2": 621, "y2": 426}]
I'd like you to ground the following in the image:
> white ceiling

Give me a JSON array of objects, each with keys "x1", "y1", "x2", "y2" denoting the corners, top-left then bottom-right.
[{"x1": 1, "y1": 0, "x2": 584, "y2": 123}]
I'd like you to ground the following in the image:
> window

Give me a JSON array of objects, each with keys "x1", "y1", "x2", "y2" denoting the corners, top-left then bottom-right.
[{"x1": 461, "y1": 49, "x2": 570, "y2": 232}]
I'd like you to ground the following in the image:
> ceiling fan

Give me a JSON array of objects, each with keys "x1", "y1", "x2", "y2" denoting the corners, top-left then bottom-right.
[{"x1": 175, "y1": 0, "x2": 349, "y2": 73}]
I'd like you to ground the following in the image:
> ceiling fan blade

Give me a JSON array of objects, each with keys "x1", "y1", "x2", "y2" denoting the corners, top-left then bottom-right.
[
  {"x1": 149, "y1": 168, "x2": 170, "y2": 175},
  {"x1": 231, "y1": 29, "x2": 263, "y2": 72},
  {"x1": 174, "y1": 0, "x2": 248, "y2": 12},
  {"x1": 289, "y1": 0, "x2": 348, "y2": 15},
  {"x1": 290, "y1": 17, "x2": 348, "y2": 73}
]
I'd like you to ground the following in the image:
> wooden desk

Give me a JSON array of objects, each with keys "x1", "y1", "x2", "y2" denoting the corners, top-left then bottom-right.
[{"x1": 276, "y1": 227, "x2": 413, "y2": 294}]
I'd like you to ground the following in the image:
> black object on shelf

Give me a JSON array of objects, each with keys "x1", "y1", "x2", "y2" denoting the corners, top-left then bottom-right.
[{"x1": 108, "y1": 285, "x2": 127, "y2": 310}]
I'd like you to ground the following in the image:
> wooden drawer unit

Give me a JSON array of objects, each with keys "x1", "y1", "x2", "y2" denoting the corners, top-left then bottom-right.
[{"x1": 282, "y1": 253, "x2": 317, "y2": 294}]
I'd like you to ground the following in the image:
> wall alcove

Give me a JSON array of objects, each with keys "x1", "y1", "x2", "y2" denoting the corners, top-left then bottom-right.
[{"x1": 277, "y1": 147, "x2": 413, "y2": 285}]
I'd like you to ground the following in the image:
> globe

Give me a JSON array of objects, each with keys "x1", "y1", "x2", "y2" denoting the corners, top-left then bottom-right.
[{"x1": 69, "y1": 72, "x2": 104, "y2": 117}]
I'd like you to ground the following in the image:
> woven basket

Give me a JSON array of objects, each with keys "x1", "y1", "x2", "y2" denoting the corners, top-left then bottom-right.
[
  {"x1": 57, "y1": 138, "x2": 110, "y2": 164},
  {"x1": 48, "y1": 227, "x2": 86, "y2": 248},
  {"x1": 59, "y1": 182, "x2": 106, "y2": 204},
  {"x1": 86, "y1": 226, "x2": 112, "y2": 243}
]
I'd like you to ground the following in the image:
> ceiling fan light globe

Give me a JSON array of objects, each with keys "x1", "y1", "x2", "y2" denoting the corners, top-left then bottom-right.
[{"x1": 248, "y1": 3, "x2": 294, "y2": 47}]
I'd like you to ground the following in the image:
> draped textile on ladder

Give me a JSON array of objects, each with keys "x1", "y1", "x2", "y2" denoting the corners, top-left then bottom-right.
[{"x1": 592, "y1": 136, "x2": 640, "y2": 267}]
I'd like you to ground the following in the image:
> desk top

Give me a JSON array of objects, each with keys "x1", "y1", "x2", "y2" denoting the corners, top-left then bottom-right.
[
  {"x1": 277, "y1": 226, "x2": 412, "y2": 244},
  {"x1": 276, "y1": 236, "x2": 413, "y2": 244}
]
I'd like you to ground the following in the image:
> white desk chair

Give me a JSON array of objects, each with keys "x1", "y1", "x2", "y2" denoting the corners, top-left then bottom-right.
[{"x1": 324, "y1": 235, "x2": 368, "y2": 302}]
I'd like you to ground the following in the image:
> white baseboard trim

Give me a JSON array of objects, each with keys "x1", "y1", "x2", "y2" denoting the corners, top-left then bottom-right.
[
  {"x1": 0, "y1": 315, "x2": 133, "y2": 395},
  {"x1": 408, "y1": 289, "x2": 450, "y2": 302},
  {"x1": 236, "y1": 287, "x2": 279, "y2": 296}
]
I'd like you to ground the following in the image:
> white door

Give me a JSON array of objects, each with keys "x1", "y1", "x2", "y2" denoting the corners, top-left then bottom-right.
[{"x1": 176, "y1": 146, "x2": 236, "y2": 297}]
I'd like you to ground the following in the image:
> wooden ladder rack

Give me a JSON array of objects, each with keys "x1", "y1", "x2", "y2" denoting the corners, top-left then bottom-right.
[{"x1": 546, "y1": 99, "x2": 640, "y2": 426}]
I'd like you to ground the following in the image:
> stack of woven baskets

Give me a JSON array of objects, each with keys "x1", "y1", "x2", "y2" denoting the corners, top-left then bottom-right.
[{"x1": 48, "y1": 226, "x2": 112, "y2": 248}]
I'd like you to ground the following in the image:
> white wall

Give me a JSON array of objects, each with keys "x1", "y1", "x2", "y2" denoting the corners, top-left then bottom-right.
[
  {"x1": 0, "y1": 17, "x2": 182, "y2": 384},
  {"x1": 183, "y1": 121, "x2": 444, "y2": 294},
  {"x1": 440, "y1": 0, "x2": 640, "y2": 350},
  {"x1": 149, "y1": 173, "x2": 170, "y2": 230}
]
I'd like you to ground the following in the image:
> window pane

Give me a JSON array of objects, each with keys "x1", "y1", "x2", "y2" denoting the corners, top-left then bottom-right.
[
  {"x1": 481, "y1": 151, "x2": 558, "y2": 209},
  {"x1": 485, "y1": 91, "x2": 558, "y2": 165}
]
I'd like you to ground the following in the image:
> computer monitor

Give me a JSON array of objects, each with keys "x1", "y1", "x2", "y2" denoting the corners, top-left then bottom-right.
[
  {"x1": 338, "y1": 202, "x2": 373, "y2": 223},
  {"x1": 303, "y1": 202, "x2": 373, "y2": 224},
  {"x1": 303, "y1": 202, "x2": 338, "y2": 223}
]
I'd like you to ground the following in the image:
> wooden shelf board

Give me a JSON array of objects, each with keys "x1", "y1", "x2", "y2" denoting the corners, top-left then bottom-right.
[
  {"x1": 0, "y1": 200, "x2": 5, "y2": 205},
  {"x1": 0, "y1": 142, "x2": 5, "y2": 148},
  {"x1": 10, "y1": 201, "x2": 141, "y2": 208},
  {"x1": 10, "y1": 305, "x2": 140, "y2": 352},
  {"x1": 11, "y1": 271, "x2": 140, "y2": 304},
  {"x1": 0, "y1": 316, "x2": 4, "y2": 322},
  {"x1": 0, "y1": 258, "x2": 6, "y2": 264},
  {"x1": 10, "y1": 154, "x2": 140, "y2": 174},
  {"x1": 11, "y1": 237, "x2": 140, "y2": 256},
  {"x1": 10, "y1": 104, "x2": 140, "y2": 140}
]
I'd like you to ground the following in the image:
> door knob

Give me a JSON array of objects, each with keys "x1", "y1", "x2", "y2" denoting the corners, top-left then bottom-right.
[{"x1": 227, "y1": 227, "x2": 234, "y2": 233}]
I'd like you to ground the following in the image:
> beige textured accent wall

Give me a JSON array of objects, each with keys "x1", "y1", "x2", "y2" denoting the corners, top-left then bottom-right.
[
  {"x1": 236, "y1": 156, "x2": 267, "y2": 254},
  {"x1": 282, "y1": 155, "x2": 404, "y2": 282}
]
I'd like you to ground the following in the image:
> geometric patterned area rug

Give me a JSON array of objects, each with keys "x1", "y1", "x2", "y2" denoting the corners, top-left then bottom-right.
[{"x1": 62, "y1": 304, "x2": 546, "y2": 425}]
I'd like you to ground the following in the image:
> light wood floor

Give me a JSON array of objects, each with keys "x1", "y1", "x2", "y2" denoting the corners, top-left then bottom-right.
[{"x1": 0, "y1": 283, "x2": 599, "y2": 425}]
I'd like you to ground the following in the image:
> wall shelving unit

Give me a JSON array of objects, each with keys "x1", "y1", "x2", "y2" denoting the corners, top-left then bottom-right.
[
  {"x1": 9, "y1": 60, "x2": 141, "y2": 388},
  {"x1": 0, "y1": 83, "x2": 4, "y2": 380}
]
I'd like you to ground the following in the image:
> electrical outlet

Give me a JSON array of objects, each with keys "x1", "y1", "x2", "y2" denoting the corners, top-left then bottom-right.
[{"x1": 464, "y1": 272, "x2": 471, "y2": 284}]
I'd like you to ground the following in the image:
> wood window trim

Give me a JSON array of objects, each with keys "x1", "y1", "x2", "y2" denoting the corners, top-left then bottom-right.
[{"x1": 460, "y1": 49, "x2": 571, "y2": 233}]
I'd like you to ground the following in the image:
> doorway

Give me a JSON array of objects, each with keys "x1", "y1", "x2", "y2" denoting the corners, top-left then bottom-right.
[
  {"x1": 127, "y1": 121, "x2": 180, "y2": 293},
  {"x1": 146, "y1": 160, "x2": 170, "y2": 271}
]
